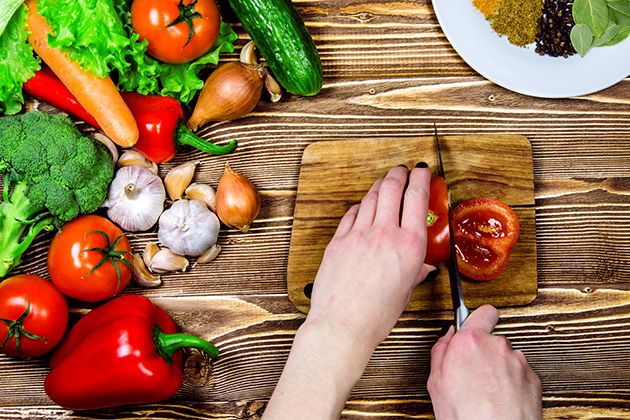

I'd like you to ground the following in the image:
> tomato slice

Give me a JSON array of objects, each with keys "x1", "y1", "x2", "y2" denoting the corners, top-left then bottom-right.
[
  {"x1": 451, "y1": 197, "x2": 520, "y2": 281},
  {"x1": 424, "y1": 175, "x2": 450, "y2": 266}
]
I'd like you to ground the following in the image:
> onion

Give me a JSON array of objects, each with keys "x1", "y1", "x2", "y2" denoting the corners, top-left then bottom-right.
[
  {"x1": 215, "y1": 163, "x2": 261, "y2": 233},
  {"x1": 186, "y1": 62, "x2": 265, "y2": 132}
]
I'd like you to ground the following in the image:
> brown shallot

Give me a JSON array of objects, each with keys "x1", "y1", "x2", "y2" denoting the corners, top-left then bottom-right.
[{"x1": 215, "y1": 163, "x2": 260, "y2": 233}]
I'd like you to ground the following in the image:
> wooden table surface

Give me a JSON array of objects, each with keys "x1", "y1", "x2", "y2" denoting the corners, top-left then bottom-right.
[{"x1": 2, "y1": 0, "x2": 630, "y2": 418}]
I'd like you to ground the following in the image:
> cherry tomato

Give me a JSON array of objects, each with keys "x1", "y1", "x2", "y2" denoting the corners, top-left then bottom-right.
[
  {"x1": 451, "y1": 197, "x2": 520, "y2": 281},
  {"x1": 47, "y1": 215, "x2": 133, "y2": 302},
  {"x1": 130, "y1": 0, "x2": 221, "y2": 64},
  {"x1": 0, "y1": 274, "x2": 68, "y2": 357},
  {"x1": 425, "y1": 175, "x2": 450, "y2": 266}
]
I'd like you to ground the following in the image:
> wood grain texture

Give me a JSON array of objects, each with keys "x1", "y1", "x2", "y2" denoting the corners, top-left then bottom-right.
[
  {"x1": 287, "y1": 135, "x2": 536, "y2": 312},
  {"x1": 2, "y1": 0, "x2": 630, "y2": 418}
]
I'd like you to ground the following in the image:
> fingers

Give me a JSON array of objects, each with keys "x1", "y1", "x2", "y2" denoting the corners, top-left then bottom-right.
[
  {"x1": 459, "y1": 304, "x2": 499, "y2": 334},
  {"x1": 333, "y1": 204, "x2": 360, "y2": 238},
  {"x1": 373, "y1": 166, "x2": 409, "y2": 225},
  {"x1": 352, "y1": 178, "x2": 383, "y2": 230},
  {"x1": 430, "y1": 324, "x2": 454, "y2": 372},
  {"x1": 400, "y1": 164, "x2": 432, "y2": 232}
]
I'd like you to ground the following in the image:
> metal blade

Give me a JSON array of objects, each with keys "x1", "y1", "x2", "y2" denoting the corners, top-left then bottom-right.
[{"x1": 434, "y1": 124, "x2": 470, "y2": 331}]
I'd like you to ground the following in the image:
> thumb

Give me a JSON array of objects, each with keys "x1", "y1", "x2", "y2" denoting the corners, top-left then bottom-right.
[{"x1": 430, "y1": 325, "x2": 454, "y2": 373}]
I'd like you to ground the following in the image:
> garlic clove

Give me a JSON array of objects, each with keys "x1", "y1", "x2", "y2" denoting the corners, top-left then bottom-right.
[
  {"x1": 104, "y1": 165, "x2": 166, "y2": 232},
  {"x1": 165, "y1": 162, "x2": 198, "y2": 201},
  {"x1": 149, "y1": 248, "x2": 190, "y2": 273},
  {"x1": 118, "y1": 149, "x2": 158, "y2": 174},
  {"x1": 194, "y1": 244, "x2": 221, "y2": 267},
  {"x1": 240, "y1": 41, "x2": 258, "y2": 66},
  {"x1": 143, "y1": 242, "x2": 161, "y2": 269},
  {"x1": 265, "y1": 73, "x2": 283, "y2": 103},
  {"x1": 93, "y1": 132, "x2": 119, "y2": 163},
  {"x1": 132, "y1": 253, "x2": 161, "y2": 287},
  {"x1": 185, "y1": 183, "x2": 217, "y2": 212}
]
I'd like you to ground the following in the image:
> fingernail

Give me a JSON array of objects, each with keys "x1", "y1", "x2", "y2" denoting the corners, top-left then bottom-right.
[
  {"x1": 438, "y1": 322, "x2": 453, "y2": 338},
  {"x1": 425, "y1": 268, "x2": 440, "y2": 282},
  {"x1": 415, "y1": 162, "x2": 428, "y2": 168},
  {"x1": 397, "y1": 164, "x2": 409, "y2": 170}
]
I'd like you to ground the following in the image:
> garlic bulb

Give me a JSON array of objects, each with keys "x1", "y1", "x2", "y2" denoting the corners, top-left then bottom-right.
[
  {"x1": 103, "y1": 166, "x2": 166, "y2": 231},
  {"x1": 215, "y1": 163, "x2": 261, "y2": 232},
  {"x1": 158, "y1": 199, "x2": 220, "y2": 256},
  {"x1": 117, "y1": 149, "x2": 158, "y2": 174}
]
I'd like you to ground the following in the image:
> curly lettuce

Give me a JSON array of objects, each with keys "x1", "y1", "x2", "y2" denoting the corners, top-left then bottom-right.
[
  {"x1": 0, "y1": 4, "x2": 40, "y2": 115},
  {"x1": 38, "y1": 0, "x2": 237, "y2": 103}
]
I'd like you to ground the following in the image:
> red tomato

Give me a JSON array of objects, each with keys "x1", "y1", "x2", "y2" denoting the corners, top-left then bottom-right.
[
  {"x1": 47, "y1": 215, "x2": 133, "y2": 302},
  {"x1": 451, "y1": 197, "x2": 520, "y2": 281},
  {"x1": 0, "y1": 274, "x2": 68, "y2": 357},
  {"x1": 130, "y1": 0, "x2": 221, "y2": 64},
  {"x1": 425, "y1": 175, "x2": 450, "y2": 266}
]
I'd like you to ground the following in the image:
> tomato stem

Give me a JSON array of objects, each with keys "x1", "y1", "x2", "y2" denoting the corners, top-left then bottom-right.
[
  {"x1": 81, "y1": 231, "x2": 133, "y2": 296},
  {"x1": 0, "y1": 298, "x2": 47, "y2": 358},
  {"x1": 163, "y1": 0, "x2": 206, "y2": 49}
]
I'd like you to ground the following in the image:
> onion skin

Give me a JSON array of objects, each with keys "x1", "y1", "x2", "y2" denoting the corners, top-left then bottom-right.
[
  {"x1": 215, "y1": 163, "x2": 261, "y2": 232},
  {"x1": 187, "y1": 62, "x2": 264, "y2": 132}
]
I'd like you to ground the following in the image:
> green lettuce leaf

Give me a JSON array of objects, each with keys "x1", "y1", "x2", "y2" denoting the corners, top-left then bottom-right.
[
  {"x1": 38, "y1": 0, "x2": 237, "y2": 104},
  {"x1": 0, "y1": 4, "x2": 40, "y2": 115}
]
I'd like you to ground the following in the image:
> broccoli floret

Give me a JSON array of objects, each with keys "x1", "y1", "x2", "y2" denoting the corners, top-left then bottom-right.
[{"x1": 0, "y1": 111, "x2": 114, "y2": 277}]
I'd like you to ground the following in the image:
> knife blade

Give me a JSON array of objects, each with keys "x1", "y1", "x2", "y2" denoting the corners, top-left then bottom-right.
[{"x1": 434, "y1": 123, "x2": 470, "y2": 331}]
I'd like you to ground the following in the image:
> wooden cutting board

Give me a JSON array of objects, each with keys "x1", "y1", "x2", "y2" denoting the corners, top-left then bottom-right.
[{"x1": 286, "y1": 135, "x2": 537, "y2": 313}]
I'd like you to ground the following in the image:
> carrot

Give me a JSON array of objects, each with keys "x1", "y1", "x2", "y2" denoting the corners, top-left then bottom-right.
[{"x1": 24, "y1": 0, "x2": 139, "y2": 147}]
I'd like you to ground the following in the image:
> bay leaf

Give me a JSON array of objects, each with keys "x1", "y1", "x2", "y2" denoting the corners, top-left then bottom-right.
[
  {"x1": 592, "y1": 21, "x2": 620, "y2": 45},
  {"x1": 607, "y1": 0, "x2": 630, "y2": 26},
  {"x1": 602, "y1": 25, "x2": 630, "y2": 44},
  {"x1": 571, "y1": 23, "x2": 594, "y2": 56},
  {"x1": 573, "y1": 0, "x2": 610, "y2": 37}
]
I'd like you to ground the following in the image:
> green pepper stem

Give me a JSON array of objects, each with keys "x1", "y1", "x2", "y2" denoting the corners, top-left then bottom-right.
[
  {"x1": 174, "y1": 120, "x2": 237, "y2": 156},
  {"x1": 153, "y1": 326, "x2": 219, "y2": 365}
]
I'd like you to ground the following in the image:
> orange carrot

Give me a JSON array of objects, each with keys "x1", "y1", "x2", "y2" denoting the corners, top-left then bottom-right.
[{"x1": 24, "y1": 0, "x2": 138, "y2": 147}]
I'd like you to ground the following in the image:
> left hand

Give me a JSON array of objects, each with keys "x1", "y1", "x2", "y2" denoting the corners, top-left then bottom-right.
[{"x1": 307, "y1": 164, "x2": 436, "y2": 350}]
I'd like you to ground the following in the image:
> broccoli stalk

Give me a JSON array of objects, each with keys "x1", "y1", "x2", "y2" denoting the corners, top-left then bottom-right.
[
  {"x1": 0, "y1": 172, "x2": 55, "y2": 277},
  {"x1": 0, "y1": 111, "x2": 114, "y2": 278}
]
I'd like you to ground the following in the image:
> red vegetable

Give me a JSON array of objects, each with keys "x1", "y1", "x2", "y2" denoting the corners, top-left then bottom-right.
[
  {"x1": 122, "y1": 91, "x2": 237, "y2": 163},
  {"x1": 44, "y1": 295, "x2": 219, "y2": 410},
  {"x1": 424, "y1": 175, "x2": 450, "y2": 266},
  {"x1": 0, "y1": 274, "x2": 68, "y2": 358},
  {"x1": 23, "y1": 67, "x2": 102, "y2": 129},
  {"x1": 451, "y1": 197, "x2": 520, "y2": 281},
  {"x1": 23, "y1": 71, "x2": 237, "y2": 163},
  {"x1": 130, "y1": 0, "x2": 221, "y2": 64},
  {"x1": 47, "y1": 215, "x2": 133, "y2": 302}
]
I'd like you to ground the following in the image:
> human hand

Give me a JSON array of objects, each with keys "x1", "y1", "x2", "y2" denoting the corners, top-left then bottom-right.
[
  {"x1": 427, "y1": 305, "x2": 542, "y2": 420},
  {"x1": 306, "y1": 163, "x2": 436, "y2": 351}
]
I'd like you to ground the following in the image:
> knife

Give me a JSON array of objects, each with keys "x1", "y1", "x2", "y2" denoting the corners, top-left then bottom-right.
[{"x1": 434, "y1": 124, "x2": 470, "y2": 331}]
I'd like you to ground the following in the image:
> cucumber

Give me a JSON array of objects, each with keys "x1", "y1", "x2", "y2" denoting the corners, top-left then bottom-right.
[{"x1": 227, "y1": 0, "x2": 323, "y2": 96}]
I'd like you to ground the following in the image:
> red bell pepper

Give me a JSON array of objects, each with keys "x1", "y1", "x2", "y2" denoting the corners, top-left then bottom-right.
[
  {"x1": 425, "y1": 175, "x2": 451, "y2": 266},
  {"x1": 23, "y1": 69, "x2": 237, "y2": 163},
  {"x1": 451, "y1": 197, "x2": 520, "y2": 281},
  {"x1": 44, "y1": 295, "x2": 219, "y2": 410}
]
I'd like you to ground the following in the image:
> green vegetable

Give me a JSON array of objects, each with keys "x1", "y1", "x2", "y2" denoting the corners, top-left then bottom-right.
[
  {"x1": 227, "y1": 0, "x2": 323, "y2": 96},
  {"x1": 0, "y1": 0, "x2": 23, "y2": 36},
  {"x1": 571, "y1": 0, "x2": 630, "y2": 55},
  {"x1": 0, "y1": 111, "x2": 114, "y2": 277},
  {"x1": 0, "y1": 4, "x2": 40, "y2": 115},
  {"x1": 37, "y1": 0, "x2": 237, "y2": 104}
]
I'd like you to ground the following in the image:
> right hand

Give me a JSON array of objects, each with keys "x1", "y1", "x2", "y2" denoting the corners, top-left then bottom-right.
[{"x1": 427, "y1": 305, "x2": 542, "y2": 420}]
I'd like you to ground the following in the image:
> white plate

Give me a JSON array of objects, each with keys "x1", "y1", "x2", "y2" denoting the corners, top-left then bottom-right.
[{"x1": 432, "y1": 0, "x2": 630, "y2": 98}]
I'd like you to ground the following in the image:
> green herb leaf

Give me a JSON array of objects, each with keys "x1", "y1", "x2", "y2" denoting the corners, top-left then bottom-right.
[
  {"x1": 592, "y1": 21, "x2": 620, "y2": 45},
  {"x1": 602, "y1": 25, "x2": 630, "y2": 44},
  {"x1": 571, "y1": 23, "x2": 594, "y2": 56},
  {"x1": 573, "y1": 0, "x2": 610, "y2": 37},
  {"x1": 607, "y1": 0, "x2": 630, "y2": 26}
]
